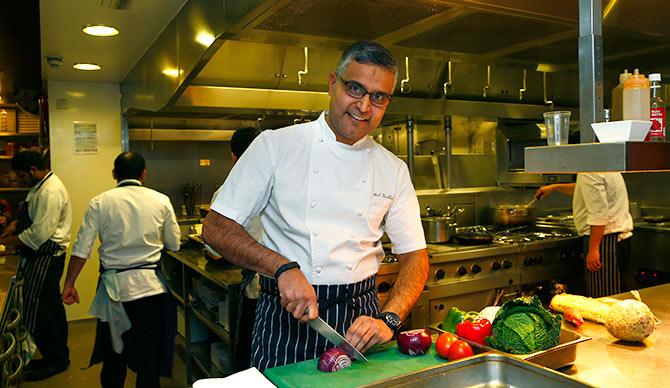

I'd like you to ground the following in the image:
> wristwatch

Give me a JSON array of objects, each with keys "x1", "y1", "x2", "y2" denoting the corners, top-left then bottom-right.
[{"x1": 376, "y1": 311, "x2": 402, "y2": 336}]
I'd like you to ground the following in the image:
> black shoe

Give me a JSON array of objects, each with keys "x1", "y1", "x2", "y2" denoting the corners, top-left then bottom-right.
[{"x1": 23, "y1": 359, "x2": 70, "y2": 381}]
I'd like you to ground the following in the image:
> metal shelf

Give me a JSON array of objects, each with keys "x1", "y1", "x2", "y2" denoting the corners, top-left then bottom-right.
[
  {"x1": 0, "y1": 132, "x2": 38, "y2": 137},
  {"x1": 525, "y1": 142, "x2": 670, "y2": 173},
  {"x1": 189, "y1": 303, "x2": 231, "y2": 345},
  {"x1": 190, "y1": 341, "x2": 226, "y2": 379},
  {"x1": 0, "y1": 188, "x2": 30, "y2": 192}
]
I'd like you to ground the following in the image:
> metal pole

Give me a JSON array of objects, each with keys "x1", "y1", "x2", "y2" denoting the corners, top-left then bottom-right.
[
  {"x1": 443, "y1": 115, "x2": 452, "y2": 190},
  {"x1": 578, "y1": 0, "x2": 603, "y2": 143},
  {"x1": 406, "y1": 115, "x2": 414, "y2": 181}
]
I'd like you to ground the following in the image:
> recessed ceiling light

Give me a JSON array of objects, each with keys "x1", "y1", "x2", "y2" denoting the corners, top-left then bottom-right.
[
  {"x1": 162, "y1": 68, "x2": 183, "y2": 78},
  {"x1": 82, "y1": 24, "x2": 119, "y2": 37},
  {"x1": 73, "y1": 63, "x2": 102, "y2": 71},
  {"x1": 195, "y1": 31, "x2": 215, "y2": 47}
]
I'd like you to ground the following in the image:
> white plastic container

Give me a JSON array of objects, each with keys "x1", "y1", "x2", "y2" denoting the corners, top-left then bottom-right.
[
  {"x1": 623, "y1": 69, "x2": 650, "y2": 120},
  {"x1": 590, "y1": 120, "x2": 652, "y2": 142}
]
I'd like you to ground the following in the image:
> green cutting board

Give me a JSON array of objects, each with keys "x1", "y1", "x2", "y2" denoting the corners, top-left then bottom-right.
[{"x1": 263, "y1": 339, "x2": 461, "y2": 387}]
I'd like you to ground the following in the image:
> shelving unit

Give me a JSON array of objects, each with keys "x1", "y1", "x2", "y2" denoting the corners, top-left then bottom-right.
[{"x1": 163, "y1": 247, "x2": 243, "y2": 385}]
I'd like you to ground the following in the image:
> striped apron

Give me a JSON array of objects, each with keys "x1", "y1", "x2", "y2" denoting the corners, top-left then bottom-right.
[
  {"x1": 583, "y1": 233, "x2": 631, "y2": 298},
  {"x1": 16, "y1": 172, "x2": 64, "y2": 333},
  {"x1": 251, "y1": 275, "x2": 379, "y2": 371}
]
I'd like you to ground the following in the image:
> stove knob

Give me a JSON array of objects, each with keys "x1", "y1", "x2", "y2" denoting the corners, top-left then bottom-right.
[
  {"x1": 378, "y1": 282, "x2": 392, "y2": 293},
  {"x1": 491, "y1": 262, "x2": 502, "y2": 271},
  {"x1": 435, "y1": 269, "x2": 446, "y2": 280},
  {"x1": 535, "y1": 255, "x2": 544, "y2": 264},
  {"x1": 502, "y1": 260, "x2": 512, "y2": 269},
  {"x1": 457, "y1": 266, "x2": 468, "y2": 277},
  {"x1": 471, "y1": 264, "x2": 482, "y2": 274}
]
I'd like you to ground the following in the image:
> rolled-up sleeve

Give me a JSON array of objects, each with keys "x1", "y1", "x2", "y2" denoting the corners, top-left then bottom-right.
[
  {"x1": 211, "y1": 132, "x2": 275, "y2": 228},
  {"x1": 70, "y1": 197, "x2": 101, "y2": 259},
  {"x1": 18, "y1": 186, "x2": 67, "y2": 250},
  {"x1": 385, "y1": 163, "x2": 427, "y2": 254},
  {"x1": 578, "y1": 174, "x2": 609, "y2": 225},
  {"x1": 163, "y1": 202, "x2": 181, "y2": 251}
]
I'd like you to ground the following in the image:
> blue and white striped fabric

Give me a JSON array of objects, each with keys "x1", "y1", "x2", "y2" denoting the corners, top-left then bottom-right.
[
  {"x1": 251, "y1": 275, "x2": 379, "y2": 371},
  {"x1": 584, "y1": 233, "x2": 631, "y2": 298}
]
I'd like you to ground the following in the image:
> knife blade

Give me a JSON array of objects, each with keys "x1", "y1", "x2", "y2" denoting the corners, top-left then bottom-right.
[{"x1": 307, "y1": 317, "x2": 369, "y2": 362}]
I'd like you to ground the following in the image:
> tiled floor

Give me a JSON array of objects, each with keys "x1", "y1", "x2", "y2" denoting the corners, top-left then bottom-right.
[{"x1": 22, "y1": 319, "x2": 188, "y2": 388}]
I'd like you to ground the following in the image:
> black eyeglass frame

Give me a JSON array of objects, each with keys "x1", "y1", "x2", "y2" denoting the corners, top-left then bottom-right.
[{"x1": 338, "y1": 77, "x2": 393, "y2": 108}]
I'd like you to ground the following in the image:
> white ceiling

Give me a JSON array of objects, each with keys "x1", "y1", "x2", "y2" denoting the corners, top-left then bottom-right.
[{"x1": 40, "y1": 0, "x2": 187, "y2": 83}]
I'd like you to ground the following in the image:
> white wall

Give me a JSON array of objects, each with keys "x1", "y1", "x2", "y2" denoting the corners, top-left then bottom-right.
[{"x1": 48, "y1": 80, "x2": 122, "y2": 320}]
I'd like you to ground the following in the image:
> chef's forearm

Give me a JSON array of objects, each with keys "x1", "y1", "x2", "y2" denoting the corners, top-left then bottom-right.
[
  {"x1": 64, "y1": 256, "x2": 87, "y2": 287},
  {"x1": 588, "y1": 225, "x2": 606, "y2": 253},
  {"x1": 380, "y1": 248, "x2": 429, "y2": 320},
  {"x1": 202, "y1": 210, "x2": 290, "y2": 277}
]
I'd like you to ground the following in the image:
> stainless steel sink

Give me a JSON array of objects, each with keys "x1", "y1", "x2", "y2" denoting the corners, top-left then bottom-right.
[{"x1": 363, "y1": 353, "x2": 593, "y2": 388}]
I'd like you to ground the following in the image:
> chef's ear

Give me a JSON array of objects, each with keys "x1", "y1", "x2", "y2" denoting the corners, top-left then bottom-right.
[
  {"x1": 112, "y1": 169, "x2": 117, "y2": 180},
  {"x1": 139, "y1": 168, "x2": 147, "y2": 182}
]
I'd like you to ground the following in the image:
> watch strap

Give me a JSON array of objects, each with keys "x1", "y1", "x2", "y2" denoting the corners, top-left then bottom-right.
[{"x1": 274, "y1": 261, "x2": 300, "y2": 280}]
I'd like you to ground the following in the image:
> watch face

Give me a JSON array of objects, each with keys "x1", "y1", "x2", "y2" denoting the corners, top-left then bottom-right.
[{"x1": 382, "y1": 312, "x2": 401, "y2": 329}]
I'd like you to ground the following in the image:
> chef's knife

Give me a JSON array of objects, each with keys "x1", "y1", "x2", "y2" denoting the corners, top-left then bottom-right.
[{"x1": 307, "y1": 316, "x2": 369, "y2": 362}]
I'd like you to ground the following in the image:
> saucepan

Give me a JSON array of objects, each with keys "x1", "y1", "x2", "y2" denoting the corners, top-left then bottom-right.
[
  {"x1": 421, "y1": 206, "x2": 464, "y2": 243},
  {"x1": 491, "y1": 199, "x2": 537, "y2": 226}
]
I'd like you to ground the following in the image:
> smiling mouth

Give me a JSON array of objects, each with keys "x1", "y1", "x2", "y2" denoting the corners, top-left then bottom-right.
[{"x1": 348, "y1": 112, "x2": 369, "y2": 122}]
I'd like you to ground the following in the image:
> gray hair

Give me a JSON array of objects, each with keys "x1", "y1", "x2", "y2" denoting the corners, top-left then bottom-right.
[{"x1": 334, "y1": 41, "x2": 398, "y2": 87}]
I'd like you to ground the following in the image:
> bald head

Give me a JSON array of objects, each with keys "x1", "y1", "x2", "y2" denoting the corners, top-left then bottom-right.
[{"x1": 113, "y1": 151, "x2": 146, "y2": 181}]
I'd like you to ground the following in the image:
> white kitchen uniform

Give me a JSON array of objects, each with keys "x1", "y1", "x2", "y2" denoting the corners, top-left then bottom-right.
[
  {"x1": 573, "y1": 173, "x2": 633, "y2": 297},
  {"x1": 18, "y1": 172, "x2": 71, "y2": 255},
  {"x1": 71, "y1": 179, "x2": 181, "y2": 302},
  {"x1": 573, "y1": 173, "x2": 633, "y2": 239},
  {"x1": 211, "y1": 112, "x2": 426, "y2": 285}
]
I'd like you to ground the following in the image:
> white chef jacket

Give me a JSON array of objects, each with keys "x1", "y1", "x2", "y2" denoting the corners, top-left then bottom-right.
[
  {"x1": 211, "y1": 112, "x2": 426, "y2": 285},
  {"x1": 18, "y1": 172, "x2": 71, "y2": 255},
  {"x1": 71, "y1": 179, "x2": 181, "y2": 302},
  {"x1": 573, "y1": 173, "x2": 633, "y2": 239}
]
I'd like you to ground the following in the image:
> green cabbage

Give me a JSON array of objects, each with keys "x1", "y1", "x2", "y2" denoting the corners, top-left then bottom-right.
[{"x1": 486, "y1": 296, "x2": 562, "y2": 354}]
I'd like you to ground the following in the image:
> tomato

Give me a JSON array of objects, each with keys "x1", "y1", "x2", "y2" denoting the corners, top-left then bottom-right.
[
  {"x1": 435, "y1": 332, "x2": 459, "y2": 359},
  {"x1": 447, "y1": 340, "x2": 474, "y2": 361}
]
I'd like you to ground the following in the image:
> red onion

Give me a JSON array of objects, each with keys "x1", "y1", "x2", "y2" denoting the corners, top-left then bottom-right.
[
  {"x1": 397, "y1": 328, "x2": 432, "y2": 356},
  {"x1": 317, "y1": 347, "x2": 352, "y2": 372}
]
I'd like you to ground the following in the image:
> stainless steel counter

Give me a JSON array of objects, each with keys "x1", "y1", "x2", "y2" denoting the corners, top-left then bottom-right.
[
  {"x1": 427, "y1": 236, "x2": 580, "y2": 263},
  {"x1": 165, "y1": 246, "x2": 242, "y2": 289},
  {"x1": 563, "y1": 284, "x2": 670, "y2": 387}
]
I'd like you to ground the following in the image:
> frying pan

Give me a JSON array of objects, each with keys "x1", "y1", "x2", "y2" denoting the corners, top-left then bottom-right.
[{"x1": 453, "y1": 231, "x2": 494, "y2": 245}]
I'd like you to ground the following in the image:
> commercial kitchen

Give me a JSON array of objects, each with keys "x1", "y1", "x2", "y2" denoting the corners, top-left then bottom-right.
[{"x1": 1, "y1": 0, "x2": 670, "y2": 387}]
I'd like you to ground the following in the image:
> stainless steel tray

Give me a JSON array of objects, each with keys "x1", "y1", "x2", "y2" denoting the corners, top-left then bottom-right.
[
  {"x1": 428, "y1": 323, "x2": 591, "y2": 370},
  {"x1": 362, "y1": 353, "x2": 594, "y2": 387}
]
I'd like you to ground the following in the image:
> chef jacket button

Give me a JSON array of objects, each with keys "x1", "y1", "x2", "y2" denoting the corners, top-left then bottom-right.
[
  {"x1": 313, "y1": 230, "x2": 320, "y2": 236},
  {"x1": 350, "y1": 233, "x2": 357, "y2": 238},
  {"x1": 366, "y1": 148, "x2": 370, "y2": 153},
  {"x1": 356, "y1": 209, "x2": 363, "y2": 216},
  {"x1": 310, "y1": 201, "x2": 317, "y2": 208},
  {"x1": 319, "y1": 138, "x2": 324, "y2": 143},
  {"x1": 361, "y1": 178, "x2": 367, "y2": 183},
  {"x1": 347, "y1": 264, "x2": 354, "y2": 270},
  {"x1": 313, "y1": 168, "x2": 319, "y2": 174},
  {"x1": 315, "y1": 266, "x2": 323, "y2": 273}
]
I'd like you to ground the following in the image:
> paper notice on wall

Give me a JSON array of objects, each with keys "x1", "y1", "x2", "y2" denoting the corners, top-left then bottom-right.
[{"x1": 74, "y1": 121, "x2": 98, "y2": 154}]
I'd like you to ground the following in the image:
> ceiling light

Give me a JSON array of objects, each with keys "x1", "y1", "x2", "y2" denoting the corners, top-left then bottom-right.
[
  {"x1": 195, "y1": 31, "x2": 215, "y2": 47},
  {"x1": 82, "y1": 24, "x2": 120, "y2": 37},
  {"x1": 162, "y1": 68, "x2": 183, "y2": 78},
  {"x1": 73, "y1": 63, "x2": 102, "y2": 71}
]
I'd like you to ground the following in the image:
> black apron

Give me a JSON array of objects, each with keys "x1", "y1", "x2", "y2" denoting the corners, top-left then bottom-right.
[
  {"x1": 251, "y1": 275, "x2": 379, "y2": 371},
  {"x1": 88, "y1": 180, "x2": 177, "y2": 378},
  {"x1": 16, "y1": 172, "x2": 64, "y2": 333},
  {"x1": 583, "y1": 233, "x2": 632, "y2": 298}
]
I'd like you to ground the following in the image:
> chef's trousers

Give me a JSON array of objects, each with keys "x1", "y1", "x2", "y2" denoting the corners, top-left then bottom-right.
[
  {"x1": 251, "y1": 275, "x2": 379, "y2": 371},
  {"x1": 98, "y1": 293, "x2": 165, "y2": 388}
]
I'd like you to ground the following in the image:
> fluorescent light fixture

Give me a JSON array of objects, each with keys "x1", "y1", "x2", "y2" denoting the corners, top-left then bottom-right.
[
  {"x1": 162, "y1": 68, "x2": 183, "y2": 78},
  {"x1": 82, "y1": 24, "x2": 120, "y2": 37},
  {"x1": 195, "y1": 31, "x2": 215, "y2": 47},
  {"x1": 73, "y1": 63, "x2": 102, "y2": 71}
]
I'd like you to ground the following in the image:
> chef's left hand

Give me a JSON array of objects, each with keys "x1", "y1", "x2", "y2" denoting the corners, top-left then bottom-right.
[
  {"x1": 585, "y1": 249, "x2": 601, "y2": 272},
  {"x1": 345, "y1": 315, "x2": 393, "y2": 353}
]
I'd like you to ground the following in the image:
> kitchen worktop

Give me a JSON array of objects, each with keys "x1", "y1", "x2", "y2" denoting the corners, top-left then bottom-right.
[
  {"x1": 165, "y1": 245, "x2": 242, "y2": 289},
  {"x1": 564, "y1": 283, "x2": 670, "y2": 387}
]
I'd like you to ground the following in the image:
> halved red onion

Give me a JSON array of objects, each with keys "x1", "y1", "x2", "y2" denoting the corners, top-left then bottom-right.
[
  {"x1": 317, "y1": 347, "x2": 352, "y2": 372},
  {"x1": 397, "y1": 328, "x2": 432, "y2": 356}
]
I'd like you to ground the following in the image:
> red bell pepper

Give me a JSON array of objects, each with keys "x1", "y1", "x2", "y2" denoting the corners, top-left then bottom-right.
[{"x1": 455, "y1": 318, "x2": 492, "y2": 346}]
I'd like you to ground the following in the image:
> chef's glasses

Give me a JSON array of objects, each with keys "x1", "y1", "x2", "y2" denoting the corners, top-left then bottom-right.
[{"x1": 338, "y1": 77, "x2": 393, "y2": 108}]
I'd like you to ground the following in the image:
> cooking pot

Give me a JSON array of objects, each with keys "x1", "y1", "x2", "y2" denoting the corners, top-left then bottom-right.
[
  {"x1": 491, "y1": 204, "x2": 536, "y2": 226},
  {"x1": 421, "y1": 216, "x2": 457, "y2": 243}
]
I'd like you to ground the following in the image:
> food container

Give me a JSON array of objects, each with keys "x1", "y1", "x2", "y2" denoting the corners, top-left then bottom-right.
[
  {"x1": 364, "y1": 353, "x2": 593, "y2": 387},
  {"x1": 491, "y1": 204, "x2": 536, "y2": 226},
  {"x1": 590, "y1": 120, "x2": 652, "y2": 142},
  {"x1": 421, "y1": 216, "x2": 457, "y2": 243},
  {"x1": 428, "y1": 323, "x2": 590, "y2": 370}
]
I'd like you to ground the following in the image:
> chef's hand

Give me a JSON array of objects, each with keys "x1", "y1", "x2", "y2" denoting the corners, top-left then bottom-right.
[
  {"x1": 62, "y1": 285, "x2": 80, "y2": 305},
  {"x1": 585, "y1": 249, "x2": 601, "y2": 272},
  {"x1": 277, "y1": 268, "x2": 318, "y2": 322},
  {"x1": 345, "y1": 316, "x2": 393, "y2": 353},
  {"x1": 533, "y1": 185, "x2": 553, "y2": 200},
  {"x1": 0, "y1": 220, "x2": 16, "y2": 238}
]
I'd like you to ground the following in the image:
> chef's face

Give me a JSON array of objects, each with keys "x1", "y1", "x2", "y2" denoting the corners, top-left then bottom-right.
[
  {"x1": 16, "y1": 168, "x2": 39, "y2": 187},
  {"x1": 326, "y1": 61, "x2": 395, "y2": 145}
]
